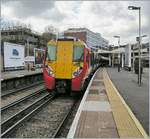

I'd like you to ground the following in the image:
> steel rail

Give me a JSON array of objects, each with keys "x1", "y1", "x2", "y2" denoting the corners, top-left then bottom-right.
[
  {"x1": 1, "y1": 94, "x2": 55, "y2": 138},
  {"x1": 1, "y1": 88, "x2": 46, "y2": 111},
  {"x1": 52, "y1": 99, "x2": 78, "y2": 138},
  {"x1": 2, "y1": 81, "x2": 44, "y2": 97},
  {"x1": 1, "y1": 92, "x2": 53, "y2": 135},
  {"x1": 1, "y1": 93, "x2": 55, "y2": 138}
]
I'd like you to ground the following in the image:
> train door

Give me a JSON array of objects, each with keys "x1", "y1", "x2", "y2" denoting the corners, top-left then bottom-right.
[{"x1": 55, "y1": 41, "x2": 73, "y2": 79}]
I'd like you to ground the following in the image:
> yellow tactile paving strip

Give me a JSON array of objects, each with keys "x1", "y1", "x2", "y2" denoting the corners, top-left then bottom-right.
[{"x1": 103, "y1": 68, "x2": 148, "y2": 138}]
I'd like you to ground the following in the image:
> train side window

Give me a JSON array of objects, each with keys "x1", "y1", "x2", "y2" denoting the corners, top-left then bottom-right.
[
  {"x1": 46, "y1": 46, "x2": 56, "y2": 61},
  {"x1": 90, "y1": 53, "x2": 94, "y2": 66}
]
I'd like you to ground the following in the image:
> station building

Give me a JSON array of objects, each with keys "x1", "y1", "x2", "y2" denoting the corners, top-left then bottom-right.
[
  {"x1": 1, "y1": 26, "x2": 47, "y2": 71},
  {"x1": 64, "y1": 28, "x2": 109, "y2": 50},
  {"x1": 104, "y1": 43, "x2": 149, "y2": 69},
  {"x1": 1, "y1": 26, "x2": 46, "y2": 56}
]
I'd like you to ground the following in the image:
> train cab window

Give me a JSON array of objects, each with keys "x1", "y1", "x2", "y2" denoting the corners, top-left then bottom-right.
[
  {"x1": 73, "y1": 46, "x2": 84, "y2": 62},
  {"x1": 46, "y1": 46, "x2": 56, "y2": 61}
]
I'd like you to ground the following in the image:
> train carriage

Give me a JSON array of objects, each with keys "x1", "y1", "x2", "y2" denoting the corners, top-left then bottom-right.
[{"x1": 43, "y1": 37, "x2": 99, "y2": 93}]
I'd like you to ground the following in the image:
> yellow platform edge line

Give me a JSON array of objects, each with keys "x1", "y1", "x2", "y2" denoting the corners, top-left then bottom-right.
[{"x1": 103, "y1": 68, "x2": 148, "y2": 138}]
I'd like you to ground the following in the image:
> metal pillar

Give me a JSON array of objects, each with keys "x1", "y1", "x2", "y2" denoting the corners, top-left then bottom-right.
[
  {"x1": 138, "y1": 8, "x2": 141, "y2": 86},
  {"x1": 121, "y1": 53, "x2": 124, "y2": 68},
  {"x1": 112, "y1": 54, "x2": 114, "y2": 67},
  {"x1": 118, "y1": 53, "x2": 120, "y2": 72},
  {"x1": 132, "y1": 49, "x2": 135, "y2": 72},
  {"x1": 118, "y1": 38, "x2": 120, "y2": 72},
  {"x1": 109, "y1": 54, "x2": 111, "y2": 66}
]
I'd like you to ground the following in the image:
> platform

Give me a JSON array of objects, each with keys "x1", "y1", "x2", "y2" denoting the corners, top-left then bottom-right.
[
  {"x1": 67, "y1": 68, "x2": 148, "y2": 138},
  {"x1": 107, "y1": 67, "x2": 149, "y2": 134},
  {"x1": 1, "y1": 69, "x2": 42, "y2": 81}
]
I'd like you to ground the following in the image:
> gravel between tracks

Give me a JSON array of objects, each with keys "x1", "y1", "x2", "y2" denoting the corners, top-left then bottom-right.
[
  {"x1": 57, "y1": 97, "x2": 82, "y2": 137},
  {"x1": 10, "y1": 95, "x2": 80, "y2": 138},
  {"x1": 1, "y1": 84, "x2": 44, "y2": 107}
]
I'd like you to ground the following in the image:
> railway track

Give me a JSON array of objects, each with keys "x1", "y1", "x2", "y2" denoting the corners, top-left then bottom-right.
[
  {"x1": 52, "y1": 98, "x2": 81, "y2": 138},
  {"x1": 1, "y1": 91, "x2": 55, "y2": 138},
  {"x1": 1, "y1": 83, "x2": 45, "y2": 108},
  {"x1": 1, "y1": 88, "x2": 46, "y2": 112},
  {"x1": 1, "y1": 77, "x2": 82, "y2": 138},
  {"x1": 1, "y1": 72, "x2": 92, "y2": 138},
  {"x1": 1, "y1": 81, "x2": 44, "y2": 97},
  {"x1": 7, "y1": 94, "x2": 81, "y2": 138},
  {"x1": 1, "y1": 88, "x2": 47, "y2": 122}
]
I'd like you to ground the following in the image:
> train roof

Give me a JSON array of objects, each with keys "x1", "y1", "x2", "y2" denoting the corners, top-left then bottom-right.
[{"x1": 48, "y1": 36, "x2": 89, "y2": 48}]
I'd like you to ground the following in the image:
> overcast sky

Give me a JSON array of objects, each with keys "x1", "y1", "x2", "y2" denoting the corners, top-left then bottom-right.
[{"x1": 1, "y1": 0, "x2": 150, "y2": 45}]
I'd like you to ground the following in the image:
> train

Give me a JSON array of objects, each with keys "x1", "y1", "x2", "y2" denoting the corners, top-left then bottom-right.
[{"x1": 43, "y1": 37, "x2": 101, "y2": 93}]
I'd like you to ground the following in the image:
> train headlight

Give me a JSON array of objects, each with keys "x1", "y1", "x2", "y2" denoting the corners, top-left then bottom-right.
[
  {"x1": 72, "y1": 67, "x2": 83, "y2": 78},
  {"x1": 45, "y1": 65, "x2": 54, "y2": 77}
]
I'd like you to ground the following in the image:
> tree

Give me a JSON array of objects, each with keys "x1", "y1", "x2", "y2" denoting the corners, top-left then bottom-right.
[
  {"x1": 45, "y1": 25, "x2": 58, "y2": 34},
  {"x1": 27, "y1": 23, "x2": 32, "y2": 29},
  {"x1": 42, "y1": 25, "x2": 58, "y2": 42}
]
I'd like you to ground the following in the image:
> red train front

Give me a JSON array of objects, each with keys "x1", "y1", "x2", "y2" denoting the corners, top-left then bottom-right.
[{"x1": 43, "y1": 37, "x2": 98, "y2": 93}]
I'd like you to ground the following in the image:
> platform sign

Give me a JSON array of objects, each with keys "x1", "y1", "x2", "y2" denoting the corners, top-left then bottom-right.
[
  {"x1": 4, "y1": 42, "x2": 25, "y2": 69},
  {"x1": 34, "y1": 48, "x2": 45, "y2": 65}
]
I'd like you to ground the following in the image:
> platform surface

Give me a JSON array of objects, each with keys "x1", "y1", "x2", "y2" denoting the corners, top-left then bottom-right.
[
  {"x1": 67, "y1": 68, "x2": 148, "y2": 138},
  {"x1": 1, "y1": 69, "x2": 42, "y2": 80},
  {"x1": 107, "y1": 67, "x2": 149, "y2": 134}
]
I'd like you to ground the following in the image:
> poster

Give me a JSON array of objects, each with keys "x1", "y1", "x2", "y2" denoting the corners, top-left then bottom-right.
[
  {"x1": 4, "y1": 42, "x2": 25, "y2": 68},
  {"x1": 34, "y1": 48, "x2": 45, "y2": 65}
]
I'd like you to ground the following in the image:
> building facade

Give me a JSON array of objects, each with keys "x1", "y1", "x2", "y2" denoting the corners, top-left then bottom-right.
[
  {"x1": 1, "y1": 26, "x2": 47, "y2": 56},
  {"x1": 64, "y1": 28, "x2": 109, "y2": 49}
]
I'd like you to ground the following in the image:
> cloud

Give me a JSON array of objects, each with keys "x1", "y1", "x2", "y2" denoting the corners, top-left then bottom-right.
[
  {"x1": 1, "y1": 0, "x2": 54, "y2": 18},
  {"x1": 1, "y1": 0, "x2": 67, "y2": 30},
  {"x1": 77, "y1": 1, "x2": 150, "y2": 45},
  {"x1": 1, "y1": 0, "x2": 150, "y2": 45}
]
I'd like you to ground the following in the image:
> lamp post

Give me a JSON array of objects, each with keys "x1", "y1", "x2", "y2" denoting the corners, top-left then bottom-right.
[
  {"x1": 128, "y1": 6, "x2": 141, "y2": 86},
  {"x1": 114, "y1": 35, "x2": 120, "y2": 72}
]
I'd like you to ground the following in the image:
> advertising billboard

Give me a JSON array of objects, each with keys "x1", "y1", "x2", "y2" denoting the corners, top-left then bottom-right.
[
  {"x1": 4, "y1": 42, "x2": 25, "y2": 69},
  {"x1": 34, "y1": 48, "x2": 45, "y2": 65}
]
